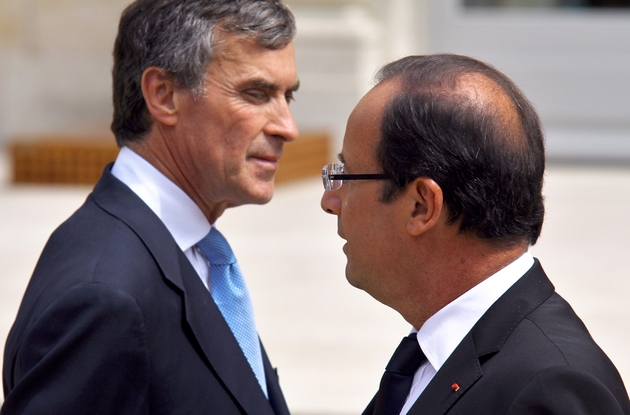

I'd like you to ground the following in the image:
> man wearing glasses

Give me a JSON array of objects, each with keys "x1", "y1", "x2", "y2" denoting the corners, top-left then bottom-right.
[{"x1": 321, "y1": 54, "x2": 630, "y2": 415}]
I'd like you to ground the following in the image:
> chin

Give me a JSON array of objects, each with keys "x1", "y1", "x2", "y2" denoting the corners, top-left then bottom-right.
[
  {"x1": 245, "y1": 182, "x2": 275, "y2": 205},
  {"x1": 345, "y1": 265, "x2": 363, "y2": 290}
]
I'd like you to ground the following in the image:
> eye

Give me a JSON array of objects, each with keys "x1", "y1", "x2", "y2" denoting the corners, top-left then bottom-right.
[
  {"x1": 244, "y1": 89, "x2": 268, "y2": 102},
  {"x1": 285, "y1": 91, "x2": 295, "y2": 103}
]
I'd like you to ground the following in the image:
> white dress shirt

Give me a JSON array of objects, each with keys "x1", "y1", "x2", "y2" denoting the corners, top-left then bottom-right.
[
  {"x1": 400, "y1": 252, "x2": 535, "y2": 415},
  {"x1": 110, "y1": 146, "x2": 213, "y2": 288}
]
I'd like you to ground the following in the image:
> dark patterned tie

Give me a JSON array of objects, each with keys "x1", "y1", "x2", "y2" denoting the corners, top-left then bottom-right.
[
  {"x1": 373, "y1": 334, "x2": 426, "y2": 415},
  {"x1": 196, "y1": 227, "x2": 267, "y2": 397}
]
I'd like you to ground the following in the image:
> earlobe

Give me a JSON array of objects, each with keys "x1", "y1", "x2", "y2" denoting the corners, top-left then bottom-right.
[
  {"x1": 407, "y1": 178, "x2": 443, "y2": 236},
  {"x1": 141, "y1": 67, "x2": 179, "y2": 126}
]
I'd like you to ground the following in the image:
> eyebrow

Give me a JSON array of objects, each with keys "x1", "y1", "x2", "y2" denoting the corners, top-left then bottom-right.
[{"x1": 242, "y1": 78, "x2": 300, "y2": 93}]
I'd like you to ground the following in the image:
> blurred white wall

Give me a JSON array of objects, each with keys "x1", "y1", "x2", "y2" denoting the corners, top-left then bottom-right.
[{"x1": 0, "y1": 0, "x2": 128, "y2": 144}]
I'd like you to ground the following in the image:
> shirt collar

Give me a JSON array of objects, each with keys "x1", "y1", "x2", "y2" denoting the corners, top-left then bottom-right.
[
  {"x1": 110, "y1": 146, "x2": 211, "y2": 252},
  {"x1": 415, "y1": 251, "x2": 535, "y2": 372}
]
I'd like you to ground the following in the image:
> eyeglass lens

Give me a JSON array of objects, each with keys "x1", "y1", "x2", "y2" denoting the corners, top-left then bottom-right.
[{"x1": 322, "y1": 163, "x2": 344, "y2": 191}]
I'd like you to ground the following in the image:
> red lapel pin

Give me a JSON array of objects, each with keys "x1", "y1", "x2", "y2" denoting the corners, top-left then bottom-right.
[{"x1": 451, "y1": 383, "x2": 460, "y2": 392}]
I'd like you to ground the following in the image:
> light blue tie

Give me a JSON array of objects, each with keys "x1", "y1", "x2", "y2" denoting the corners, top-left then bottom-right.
[{"x1": 196, "y1": 227, "x2": 268, "y2": 397}]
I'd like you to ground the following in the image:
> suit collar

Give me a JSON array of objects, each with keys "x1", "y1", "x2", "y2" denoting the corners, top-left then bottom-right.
[
  {"x1": 408, "y1": 260, "x2": 555, "y2": 415},
  {"x1": 417, "y1": 253, "x2": 534, "y2": 373},
  {"x1": 91, "y1": 165, "x2": 283, "y2": 415},
  {"x1": 471, "y1": 259, "x2": 554, "y2": 358},
  {"x1": 92, "y1": 164, "x2": 186, "y2": 291}
]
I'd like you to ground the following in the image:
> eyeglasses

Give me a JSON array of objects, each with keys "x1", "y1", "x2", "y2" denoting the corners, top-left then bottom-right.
[{"x1": 322, "y1": 163, "x2": 389, "y2": 191}]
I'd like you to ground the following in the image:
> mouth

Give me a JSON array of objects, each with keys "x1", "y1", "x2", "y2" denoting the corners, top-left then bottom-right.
[
  {"x1": 339, "y1": 228, "x2": 347, "y2": 255},
  {"x1": 250, "y1": 154, "x2": 281, "y2": 170}
]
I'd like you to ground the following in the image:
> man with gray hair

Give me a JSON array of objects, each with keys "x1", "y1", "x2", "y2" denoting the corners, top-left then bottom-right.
[{"x1": 2, "y1": 1, "x2": 298, "y2": 414}]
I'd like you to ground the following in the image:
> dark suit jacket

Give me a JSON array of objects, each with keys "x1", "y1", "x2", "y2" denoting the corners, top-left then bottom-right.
[
  {"x1": 364, "y1": 260, "x2": 630, "y2": 415},
  {"x1": 2, "y1": 166, "x2": 290, "y2": 415}
]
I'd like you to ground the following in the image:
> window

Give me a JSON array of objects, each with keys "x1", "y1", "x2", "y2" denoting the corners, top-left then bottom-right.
[{"x1": 463, "y1": 0, "x2": 630, "y2": 8}]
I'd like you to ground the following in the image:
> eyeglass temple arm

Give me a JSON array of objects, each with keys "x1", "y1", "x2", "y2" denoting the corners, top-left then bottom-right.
[{"x1": 328, "y1": 173, "x2": 389, "y2": 180}]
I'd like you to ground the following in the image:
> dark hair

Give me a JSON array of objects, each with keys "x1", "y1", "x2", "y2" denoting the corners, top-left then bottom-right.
[
  {"x1": 375, "y1": 54, "x2": 545, "y2": 245},
  {"x1": 111, "y1": 0, "x2": 296, "y2": 147}
]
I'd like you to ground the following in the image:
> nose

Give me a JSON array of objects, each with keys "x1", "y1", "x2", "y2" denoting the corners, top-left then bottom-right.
[
  {"x1": 266, "y1": 99, "x2": 299, "y2": 143},
  {"x1": 321, "y1": 188, "x2": 341, "y2": 216}
]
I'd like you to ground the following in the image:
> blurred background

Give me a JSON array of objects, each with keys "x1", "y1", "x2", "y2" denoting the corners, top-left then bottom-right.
[{"x1": 1, "y1": 0, "x2": 629, "y2": 414}]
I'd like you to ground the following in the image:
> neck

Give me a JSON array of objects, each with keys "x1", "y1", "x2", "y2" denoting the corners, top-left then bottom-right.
[
  {"x1": 399, "y1": 232, "x2": 529, "y2": 329},
  {"x1": 127, "y1": 131, "x2": 229, "y2": 224}
]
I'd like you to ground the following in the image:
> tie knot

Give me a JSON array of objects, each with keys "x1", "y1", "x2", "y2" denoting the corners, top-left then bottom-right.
[
  {"x1": 385, "y1": 334, "x2": 426, "y2": 376},
  {"x1": 197, "y1": 227, "x2": 236, "y2": 265}
]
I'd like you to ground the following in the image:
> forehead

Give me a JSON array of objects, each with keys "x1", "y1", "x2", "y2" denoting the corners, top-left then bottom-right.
[
  {"x1": 342, "y1": 80, "x2": 399, "y2": 169},
  {"x1": 207, "y1": 35, "x2": 297, "y2": 85}
]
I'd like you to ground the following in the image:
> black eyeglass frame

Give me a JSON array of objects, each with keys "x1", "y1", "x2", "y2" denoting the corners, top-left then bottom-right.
[
  {"x1": 322, "y1": 163, "x2": 389, "y2": 191},
  {"x1": 327, "y1": 173, "x2": 389, "y2": 181}
]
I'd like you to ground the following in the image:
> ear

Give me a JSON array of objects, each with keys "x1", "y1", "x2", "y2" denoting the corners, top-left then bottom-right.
[
  {"x1": 141, "y1": 67, "x2": 179, "y2": 126},
  {"x1": 406, "y1": 177, "x2": 444, "y2": 236}
]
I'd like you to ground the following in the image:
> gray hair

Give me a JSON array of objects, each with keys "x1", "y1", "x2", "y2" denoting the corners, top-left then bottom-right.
[{"x1": 111, "y1": 0, "x2": 296, "y2": 146}]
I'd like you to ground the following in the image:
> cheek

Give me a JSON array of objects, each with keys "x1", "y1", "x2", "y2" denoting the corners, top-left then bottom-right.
[
  {"x1": 342, "y1": 199, "x2": 375, "y2": 244},
  {"x1": 214, "y1": 129, "x2": 256, "y2": 171},
  {"x1": 348, "y1": 204, "x2": 399, "y2": 256},
  {"x1": 224, "y1": 118, "x2": 263, "y2": 154}
]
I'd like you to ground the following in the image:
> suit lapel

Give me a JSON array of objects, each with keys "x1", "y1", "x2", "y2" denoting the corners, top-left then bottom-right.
[
  {"x1": 408, "y1": 335, "x2": 481, "y2": 415},
  {"x1": 91, "y1": 165, "x2": 187, "y2": 292},
  {"x1": 178, "y1": 252, "x2": 278, "y2": 415},
  {"x1": 92, "y1": 166, "x2": 278, "y2": 415},
  {"x1": 407, "y1": 260, "x2": 555, "y2": 415}
]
